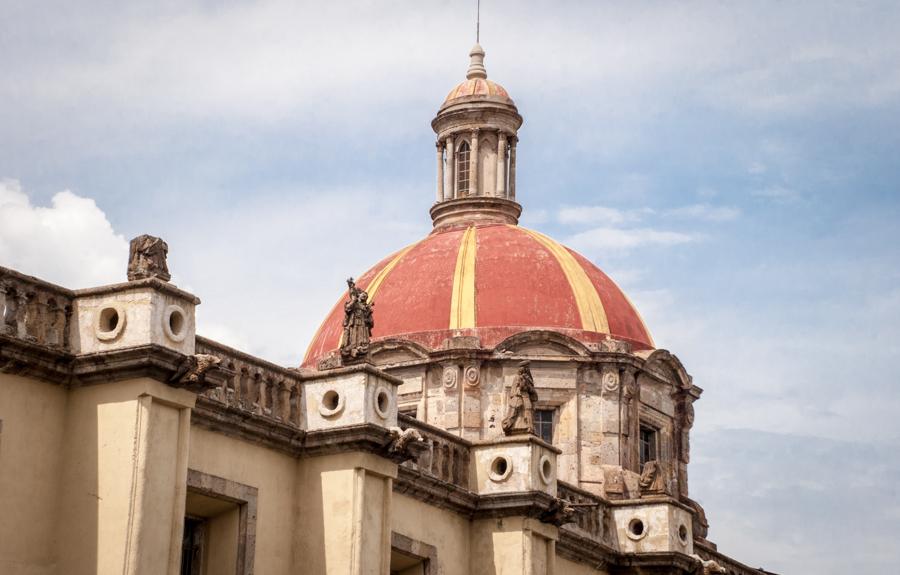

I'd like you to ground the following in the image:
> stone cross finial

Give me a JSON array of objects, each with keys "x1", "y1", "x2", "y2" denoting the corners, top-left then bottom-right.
[
  {"x1": 127, "y1": 234, "x2": 171, "y2": 282},
  {"x1": 501, "y1": 361, "x2": 538, "y2": 435}
]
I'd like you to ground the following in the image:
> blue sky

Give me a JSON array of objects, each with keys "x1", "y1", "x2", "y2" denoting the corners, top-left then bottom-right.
[{"x1": 2, "y1": 1, "x2": 899, "y2": 572}]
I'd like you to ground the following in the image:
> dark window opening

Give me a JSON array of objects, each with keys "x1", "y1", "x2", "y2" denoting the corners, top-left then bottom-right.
[
  {"x1": 534, "y1": 409, "x2": 554, "y2": 444},
  {"x1": 457, "y1": 141, "x2": 471, "y2": 196},
  {"x1": 639, "y1": 425, "x2": 658, "y2": 467},
  {"x1": 181, "y1": 517, "x2": 205, "y2": 575}
]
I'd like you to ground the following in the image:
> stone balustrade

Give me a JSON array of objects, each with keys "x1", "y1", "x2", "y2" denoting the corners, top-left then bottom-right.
[
  {"x1": 558, "y1": 480, "x2": 608, "y2": 541},
  {"x1": 196, "y1": 336, "x2": 303, "y2": 428},
  {"x1": 0, "y1": 266, "x2": 74, "y2": 350},
  {"x1": 398, "y1": 413, "x2": 471, "y2": 490},
  {"x1": 695, "y1": 542, "x2": 771, "y2": 575}
]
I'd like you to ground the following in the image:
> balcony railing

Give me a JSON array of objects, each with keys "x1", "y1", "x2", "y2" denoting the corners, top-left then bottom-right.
[
  {"x1": 398, "y1": 413, "x2": 471, "y2": 490},
  {"x1": 0, "y1": 266, "x2": 74, "y2": 351},
  {"x1": 195, "y1": 336, "x2": 303, "y2": 429},
  {"x1": 557, "y1": 480, "x2": 608, "y2": 541}
]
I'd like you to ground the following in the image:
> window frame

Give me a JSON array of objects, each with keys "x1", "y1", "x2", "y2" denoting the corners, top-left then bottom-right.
[
  {"x1": 456, "y1": 140, "x2": 471, "y2": 196},
  {"x1": 533, "y1": 408, "x2": 555, "y2": 444},
  {"x1": 639, "y1": 424, "x2": 659, "y2": 467}
]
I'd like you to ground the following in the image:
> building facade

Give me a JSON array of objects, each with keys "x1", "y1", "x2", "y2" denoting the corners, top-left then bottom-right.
[{"x1": 0, "y1": 45, "x2": 773, "y2": 575}]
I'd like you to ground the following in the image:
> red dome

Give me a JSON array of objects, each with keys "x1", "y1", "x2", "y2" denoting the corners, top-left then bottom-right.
[{"x1": 303, "y1": 223, "x2": 654, "y2": 367}]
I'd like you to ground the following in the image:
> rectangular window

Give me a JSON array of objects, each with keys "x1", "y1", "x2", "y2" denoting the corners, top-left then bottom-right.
[
  {"x1": 180, "y1": 517, "x2": 204, "y2": 575},
  {"x1": 457, "y1": 142, "x2": 470, "y2": 195},
  {"x1": 639, "y1": 425, "x2": 658, "y2": 467},
  {"x1": 534, "y1": 409, "x2": 554, "y2": 444}
]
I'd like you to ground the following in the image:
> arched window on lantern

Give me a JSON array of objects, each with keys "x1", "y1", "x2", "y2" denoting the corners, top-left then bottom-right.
[{"x1": 457, "y1": 140, "x2": 471, "y2": 196}]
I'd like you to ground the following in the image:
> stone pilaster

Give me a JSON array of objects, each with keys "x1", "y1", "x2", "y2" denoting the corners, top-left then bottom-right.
[
  {"x1": 470, "y1": 129, "x2": 480, "y2": 196},
  {"x1": 54, "y1": 379, "x2": 196, "y2": 575},
  {"x1": 446, "y1": 135, "x2": 456, "y2": 199},
  {"x1": 436, "y1": 140, "x2": 444, "y2": 202},
  {"x1": 508, "y1": 137, "x2": 517, "y2": 201}
]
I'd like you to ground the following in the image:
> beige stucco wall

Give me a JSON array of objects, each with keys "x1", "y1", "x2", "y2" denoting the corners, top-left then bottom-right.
[
  {"x1": 470, "y1": 518, "x2": 525, "y2": 575},
  {"x1": 54, "y1": 378, "x2": 194, "y2": 575},
  {"x1": 0, "y1": 374, "x2": 67, "y2": 575},
  {"x1": 188, "y1": 426, "x2": 298, "y2": 574},
  {"x1": 391, "y1": 494, "x2": 471, "y2": 575}
]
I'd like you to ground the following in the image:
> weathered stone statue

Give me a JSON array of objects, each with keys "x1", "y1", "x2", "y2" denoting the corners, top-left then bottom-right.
[
  {"x1": 169, "y1": 354, "x2": 222, "y2": 393},
  {"x1": 340, "y1": 278, "x2": 374, "y2": 361},
  {"x1": 127, "y1": 234, "x2": 171, "y2": 282},
  {"x1": 639, "y1": 459, "x2": 666, "y2": 496},
  {"x1": 501, "y1": 361, "x2": 538, "y2": 435},
  {"x1": 385, "y1": 426, "x2": 427, "y2": 463}
]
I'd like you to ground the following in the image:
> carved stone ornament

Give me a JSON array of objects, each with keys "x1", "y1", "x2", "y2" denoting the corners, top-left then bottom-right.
[
  {"x1": 442, "y1": 365, "x2": 458, "y2": 388},
  {"x1": 340, "y1": 277, "x2": 374, "y2": 362},
  {"x1": 169, "y1": 354, "x2": 222, "y2": 393},
  {"x1": 690, "y1": 555, "x2": 726, "y2": 575},
  {"x1": 385, "y1": 426, "x2": 427, "y2": 463},
  {"x1": 602, "y1": 370, "x2": 619, "y2": 392},
  {"x1": 686, "y1": 497, "x2": 710, "y2": 539},
  {"x1": 638, "y1": 460, "x2": 666, "y2": 496},
  {"x1": 463, "y1": 364, "x2": 480, "y2": 387},
  {"x1": 127, "y1": 234, "x2": 171, "y2": 282},
  {"x1": 501, "y1": 361, "x2": 538, "y2": 436},
  {"x1": 539, "y1": 498, "x2": 577, "y2": 526}
]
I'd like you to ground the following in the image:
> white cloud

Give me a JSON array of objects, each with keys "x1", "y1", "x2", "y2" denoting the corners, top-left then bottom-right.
[
  {"x1": 752, "y1": 185, "x2": 802, "y2": 203},
  {"x1": 665, "y1": 204, "x2": 741, "y2": 222},
  {"x1": 0, "y1": 179, "x2": 127, "y2": 288},
  {"x1": 557, "y1": 205, "x2": 646, "y2": 226},
  {"x1": 566, "y1": 226, "x2": 698, "y2": 255}
]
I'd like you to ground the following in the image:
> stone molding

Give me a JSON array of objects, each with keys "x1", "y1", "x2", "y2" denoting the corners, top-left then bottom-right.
[
  {"x1": 390, "y1": 532, "x2": 438, "y2": 575},
  {"x1": 186, "y1": 470, "x2": 258, "y2": 575}
]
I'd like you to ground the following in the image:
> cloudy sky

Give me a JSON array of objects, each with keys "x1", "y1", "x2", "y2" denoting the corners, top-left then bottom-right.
[{"x1": 2, "y1": 1, "x2": 899, "y2": 572}]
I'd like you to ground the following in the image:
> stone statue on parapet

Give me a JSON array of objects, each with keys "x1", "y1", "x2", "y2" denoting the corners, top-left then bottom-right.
[
  {"x1": 340, "y1": 278, "x2": 374, "y2": 362},
  {"x1": 127, "y1": 234, "x2": 171, "y2": 282},
  {"x1": 501, "y1": 361, "x2": 538, "y2": 435}
]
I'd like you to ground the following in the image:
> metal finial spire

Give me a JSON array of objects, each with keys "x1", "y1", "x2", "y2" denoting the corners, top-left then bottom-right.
[{"x1": 476, "y1": 0, "x2": 480, "y2": 43}]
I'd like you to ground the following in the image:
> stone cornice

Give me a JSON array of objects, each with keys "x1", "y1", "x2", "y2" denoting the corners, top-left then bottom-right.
[
  {"x1": 0, "y1": 336, "x2": 233, "y2": 391},
  {"x1": 0, "y1": 333, "x2": 73, "y2": 383},
  {"x1": 72, "y1": 344, "x2": 187, "y2": 386},
  {"x1": 300, "y1": 362, "x2": 404, "y2": 386},
  {"x1": 75, "y1": 278, "x2": 201, "y2": 305},
  {"x1": 555, "y1": 529, "x2": 616, "y2": 569},
  {"x1": 394, "y1": 466, "x2": 478, "y2": 516},
  {"x1": 612, "y1": 551, "x2": 701, "y2": 572},
  {"x1": 192, "y1": 395, "x2": 306, "y2": 456}
]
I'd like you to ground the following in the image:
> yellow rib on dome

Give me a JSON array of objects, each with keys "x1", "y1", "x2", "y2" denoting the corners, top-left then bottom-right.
[
  {"x1": 449, "y1": 226, "x2": 477, "y2": 329},
  {"x1": 517, "y1": 227, "x2": 610, "y2": 334},
  {"x1": 365, "y1": 241, "x2": 420, "y2": 303}
]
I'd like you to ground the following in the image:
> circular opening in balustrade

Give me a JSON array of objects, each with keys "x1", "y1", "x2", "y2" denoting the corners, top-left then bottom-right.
[
  {"x1": 489, "y1": 455, "x2": 513, "y2": 482},
  {"x1": 627, "y1": 518, "x2": 647, "y2": 540},
  {"x1": 374, "y1": 387, "x2": 391, "y2": 419},
  {"x1": 100, "y1": 308, "x2": 118, "y2": 332},
  {"x1": 538, "y1": 455, "x2": 553, "y2": 485},
  {"x1": 163, "y1": 305, "x2": 187, "y2": 342},
  {"x1": 678, "y1": 524, "x2": 689, "y2": 544},
  {"x1": 318, "y1": 389, "x2": 344, "y2": 417},
  {"x1": 95, "y1": 305, "x2": 126, "y2": 341}
]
